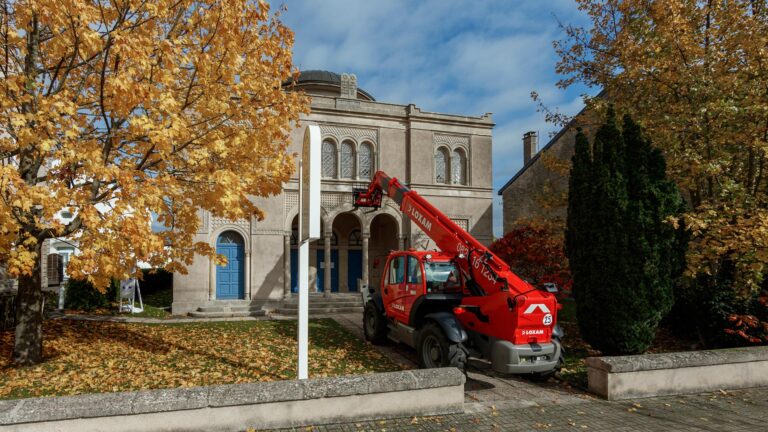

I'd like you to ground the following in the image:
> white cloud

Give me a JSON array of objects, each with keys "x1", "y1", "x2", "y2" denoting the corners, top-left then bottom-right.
[{"x1": 278, "y1": 0, "x2": 597, "y2": 236}]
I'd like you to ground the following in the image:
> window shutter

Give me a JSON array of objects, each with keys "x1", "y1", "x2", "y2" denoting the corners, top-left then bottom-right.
[{"x1": 47, "y1": 254, "x2": 63, "y2": 286}]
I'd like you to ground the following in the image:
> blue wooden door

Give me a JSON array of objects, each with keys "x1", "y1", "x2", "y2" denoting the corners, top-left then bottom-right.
[
  {"x1": 290, "y1": 249, "x2": 298, "y2": 293},
  {"x1": 347, "y1": 250, "x2": 362, "y2": 292},
  {"x1": 216, "y1": 231, "x2": 245, "y2": 299},
  {"x1": 316, "y1": 250, "x2": 339, "y2": 292}
]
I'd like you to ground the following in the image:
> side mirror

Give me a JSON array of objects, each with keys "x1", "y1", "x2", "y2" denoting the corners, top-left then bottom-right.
[{"x1": 542, "y1": 282, "x2": 559, "y2": 294}]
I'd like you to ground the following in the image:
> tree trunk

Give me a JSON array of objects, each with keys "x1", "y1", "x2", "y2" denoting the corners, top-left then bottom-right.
[{"x1": 13, "y1": 242, "x2": 44, "y2": 366}]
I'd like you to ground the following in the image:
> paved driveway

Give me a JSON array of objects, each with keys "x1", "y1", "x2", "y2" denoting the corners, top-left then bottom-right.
[{"x1": 325, "y1": 313, "x2": 768, "y2": 432}]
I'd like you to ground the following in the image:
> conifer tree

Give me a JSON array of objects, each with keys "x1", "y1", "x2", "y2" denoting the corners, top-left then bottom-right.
[{"x1": 566, "y1": 110, "x2": 681, "y2": 354}]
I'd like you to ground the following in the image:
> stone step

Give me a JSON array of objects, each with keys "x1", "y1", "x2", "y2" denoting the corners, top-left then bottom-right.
[
  {"x1": 188, "y1": 309, "x2": 266, "y2": 318},
  {"x1": 283, "y1": 295, "x2": 362, "y2": 301},
  {"x1": 279, "y1": 301, "x2": 362, "y2": 309},
  {"x1": 209, "y1": 300, "x2": 253, "y2": 306},
  {"x1": 197, "y1": 306, "x2": 227, "y2": 313},
  {"x1": 230, "y1": 305, "x2": 265, "y2": 312},
  {"x1": 273, "y1": 306, "x2": 364, "y2": 315}
]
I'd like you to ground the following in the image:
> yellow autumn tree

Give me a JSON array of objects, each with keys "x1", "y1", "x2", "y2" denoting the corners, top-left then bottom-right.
[
  {"x1": 555, "y1": 1, "x2": 768, "y2": 295},
  {"x1": 0, "y1": 0, "x2": 308, "y2": 365}
]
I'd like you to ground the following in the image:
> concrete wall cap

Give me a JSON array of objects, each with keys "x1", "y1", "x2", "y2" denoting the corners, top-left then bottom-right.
[
  {"x1": 0, "y1": 368, "x2": 464, "y2": 425},
  {"x1": 586, "y1": 346, "x2": 768, "y2": 373}
]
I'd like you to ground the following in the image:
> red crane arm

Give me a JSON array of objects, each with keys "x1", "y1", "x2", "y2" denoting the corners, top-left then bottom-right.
[{"x1": 354, "y1": 171, "x2": 533, "y2": 296}]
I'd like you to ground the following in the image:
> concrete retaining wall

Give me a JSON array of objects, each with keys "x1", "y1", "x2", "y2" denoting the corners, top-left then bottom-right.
[
  {"x1": 0, "y1": 368, "x2": 465, "y2": 432},
  {"x1": 587, "y1": 346, "x2": 768, "y2": 400}
]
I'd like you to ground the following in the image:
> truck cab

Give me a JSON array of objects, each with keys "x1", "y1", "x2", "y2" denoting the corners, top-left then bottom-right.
[{"x1": 380, "y1": 251, "x2": 462, "y2": 324}]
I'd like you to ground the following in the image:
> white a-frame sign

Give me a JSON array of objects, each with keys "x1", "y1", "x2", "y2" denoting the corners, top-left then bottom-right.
[{"x1": 298, "y1": 124, "x2": 321, "y2": 379}]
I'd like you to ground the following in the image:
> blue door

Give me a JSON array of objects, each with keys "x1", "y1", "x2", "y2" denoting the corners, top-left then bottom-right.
[
  {"x1": 290, "y1": 249, "x2": 298, "y2": 293},
  {"x1": 347, "y1": 250, "x2": 362, "y2": 292},
  {"x1": 316, "y1": 250, "x2": 339, "y2": 292},
  {"x1": 216, "y1": 231, "x2": 245, "y2": 299}
]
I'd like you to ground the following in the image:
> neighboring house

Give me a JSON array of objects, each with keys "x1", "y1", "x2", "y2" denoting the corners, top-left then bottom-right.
[
  {"x1": 498, "y1": 95, "x2": 603, "y2": 234},
  {"x1": 172, "y1": 70, "x2": 495, "y2": 314}
]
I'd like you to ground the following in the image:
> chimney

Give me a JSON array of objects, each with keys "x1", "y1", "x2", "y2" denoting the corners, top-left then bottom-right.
[
  {"x1": 523, "y1": 131, "x2": 538, "y2": 165},
  {"x1": 340, "y1": 73, "x2": 358, "y2": 99}
]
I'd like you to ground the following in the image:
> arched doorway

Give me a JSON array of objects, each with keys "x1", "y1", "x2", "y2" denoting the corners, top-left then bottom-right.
[
  {"x1": 289, "y1": 216, "x2": 329, "y2": 293},
  {"x1": 369, "y1": 213, "x2": 399, "y2": 292},
  {"x1": 216, "y1": 231, "x2": 245, "y2": 299},
  {"x1": 333, "y1": 212, "x2": 362, "y2": 292}
]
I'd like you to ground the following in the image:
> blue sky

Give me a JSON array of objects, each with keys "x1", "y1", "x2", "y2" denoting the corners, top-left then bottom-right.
[{"x1": 278, "y1": 0, "x2": 598, "y2": 237}]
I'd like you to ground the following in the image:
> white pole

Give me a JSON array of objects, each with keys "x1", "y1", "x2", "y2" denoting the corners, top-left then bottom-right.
[{"x1": 297, "y1": 159, "x2": 309, "y2": 380}]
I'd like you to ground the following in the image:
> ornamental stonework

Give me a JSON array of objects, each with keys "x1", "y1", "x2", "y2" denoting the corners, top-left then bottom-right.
[
  {"x1": 285, "y1": 191, "x2": 298, "y2": 215},
  {"x1": 321, "y1": 125, "x2": 377, "y2": 144},
  {"x1": 321, "y1": 192, "x2": 354, "y2": 211},
  {"x1": 210, "y1": 216, "x2": 250, "y2": 232},
  {"x1": 434, "y1": 133, "x2": 469, "y2": 149},
  {"x1": 451, "y1": 218, "x2": 469, "y2": 231}
]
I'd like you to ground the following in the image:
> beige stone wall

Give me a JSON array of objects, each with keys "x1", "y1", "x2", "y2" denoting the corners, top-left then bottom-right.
[
  {"x1": 172, "y1": 80, "x2": 495, "y2": 314},
  {"x1": 501, "y1": 127, "x2": 577, "y2": 233},
  {"x1": 500, "y1": 109, "x2": 600, "y2": 234}
]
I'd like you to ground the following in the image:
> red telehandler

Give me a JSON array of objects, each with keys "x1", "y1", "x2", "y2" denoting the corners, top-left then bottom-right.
[{"x1": 355, "y1": 171, "x2": 564, "y2": 377}]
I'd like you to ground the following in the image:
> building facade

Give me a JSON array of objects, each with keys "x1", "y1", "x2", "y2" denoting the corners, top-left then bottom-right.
[
  {"x1": 172, "y1": 71, "x2": 495, "y2": 314},
  {"x1": 498, "y1": 96, "x2": 602, "y2": 234}
]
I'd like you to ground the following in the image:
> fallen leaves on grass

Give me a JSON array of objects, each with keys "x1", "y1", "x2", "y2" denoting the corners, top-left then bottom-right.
[{"x1": 0, "y1": 318, "x2": 401, "y2": 399}]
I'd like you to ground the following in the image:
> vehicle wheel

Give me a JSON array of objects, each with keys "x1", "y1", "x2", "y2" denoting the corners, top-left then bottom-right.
[
  {"x1": 528, "y1": 336, "x2": 564, "y2": 382},
  {"x1": 417, "y1": 322, "x2": 467, "y2": 372},
  {"x1": 363, "y1": 303, "x2": 388, "y2": 344}
]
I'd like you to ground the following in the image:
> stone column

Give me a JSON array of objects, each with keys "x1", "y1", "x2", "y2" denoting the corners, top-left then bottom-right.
[
  {"x1": 283, "y1": 234, "x2": 291, "y2": 300},
  {"x1": 362, "y1": 233, "x2": 370, "y2": 290},
  {"x1": 245, "y1": 250, "x2": 252, "y2": 301},
  {"x1": 398, "y1": 235, "x2": 406, "y2": 251},
  {"x1": 208, "y1": 260, "x2": 215, "y2": 301},
  {"x1": 324, "y1": 232, "x2": 332, "y2": 297}
]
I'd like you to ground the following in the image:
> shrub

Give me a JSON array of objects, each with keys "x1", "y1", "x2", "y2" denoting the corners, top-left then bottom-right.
[
  {"x1": 490, "y1": 224, "x2": 571, "y2": 298},
  {"x1": 64, "y1": 278, "x2": 118, "y2": 311},
  {"x1": 669, "y1": 263, "x2": 768, "y2": 347},
  {"x1": 140, "y1": 268, "x2": 173, "y2": 294},
  {"x1": 566, "y1": 109, "x2": 683, "y2": 355}
]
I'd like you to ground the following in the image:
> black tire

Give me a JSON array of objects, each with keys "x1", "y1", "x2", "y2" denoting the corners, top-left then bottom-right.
[
  {"x1": 416, "y1": 322, "x2": 467, "y2": 372},
  {"x1": 363, "y1": 303, "x2": 387, "y2": 344}
]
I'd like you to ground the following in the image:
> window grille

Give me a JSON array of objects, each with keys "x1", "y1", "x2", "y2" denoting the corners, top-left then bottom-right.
[
  {"x1": 452, "y1": 149, "x2": 467, "y2": 185},
  {"x1": 435, "y1": 148, "x2": 449, "y2": 184},
  {"x1": 359, "y1": 142, "x2": 373, "y2": 179},
  {"x1": 340, "y1": 141, "x2": 355, "y2": 178},
  {"x1": 218, "y1": 231, "x2": 244, "y2": 244},
  {"x1": 322, "y1": 139, "x2": 337, "y2": 178}
]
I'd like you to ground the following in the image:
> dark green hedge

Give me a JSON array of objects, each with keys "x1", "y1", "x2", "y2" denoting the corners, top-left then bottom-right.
[{"x1": 64, "y1": 278, "x2": 118, "y2": 311}]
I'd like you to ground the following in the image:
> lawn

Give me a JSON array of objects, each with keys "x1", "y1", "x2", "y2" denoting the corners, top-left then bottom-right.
[
  {"x1": 0, "y1": 318, "x2": 401, "y2": 400},
  {"x1": 132, "y1": 287, "x2": 173, "y2": 318}
]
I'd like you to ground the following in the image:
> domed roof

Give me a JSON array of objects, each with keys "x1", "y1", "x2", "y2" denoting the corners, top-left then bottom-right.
[
  {"x1": 283, "y1": 70, "x2": 375, "y2": 101},
  {"x1": 292, "y1": 70, "x2": 342, "y2": 85}
]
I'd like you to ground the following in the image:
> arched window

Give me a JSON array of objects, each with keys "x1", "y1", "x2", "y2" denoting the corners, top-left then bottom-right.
[
  {"x1": 435, "y1": 147, "x2": 450, "y2": 184},
  {"x1": 451, "y1": 148, "x2": 467, "y2": 185},
  {"x1": 348, "y1": 229, "x2": 363, "y2": 247},
  {"x1": 218, "y1": 231, "x2": 244, "y2": 245},
  {"x1": 340, "y1": 140, "x2": 355, "y2": 179},
  {"x1": 322, "y1": 139, "x2": 337, "y2": 178},
  {"x1": 359, "y1": 142, "x2": 374, "y2": 179}
]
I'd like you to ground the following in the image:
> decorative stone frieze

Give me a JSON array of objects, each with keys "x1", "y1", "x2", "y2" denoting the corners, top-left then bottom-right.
[
  {"x1": 434, "y1": 133, "x2": 469, "y2": 149},
  {"x1": 210, "y1": 216, "x2": 250, "y2": 233},
  {"x1": 320, "y1": 125, "x2": 377, "y2": 144}
]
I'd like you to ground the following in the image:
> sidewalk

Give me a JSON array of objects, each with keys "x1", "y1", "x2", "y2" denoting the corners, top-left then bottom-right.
[
  {"x1": 326, "y1": 313, "x2": 768, "y2": 432},
  {"x1": 265, "y1": 385, "x2": 768, "y2": 431}
]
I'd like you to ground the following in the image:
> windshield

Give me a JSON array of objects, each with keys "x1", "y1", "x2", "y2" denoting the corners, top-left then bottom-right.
[{"x1": 424, "y1": 261, "x2": 461, "y2": 292}]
